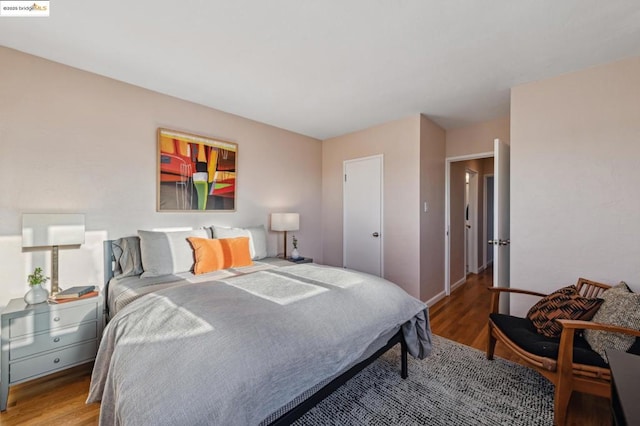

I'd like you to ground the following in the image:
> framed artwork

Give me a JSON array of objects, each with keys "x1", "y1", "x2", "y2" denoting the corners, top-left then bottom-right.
[{"x1": 157, "y1": 128, "x2": 237, "y2": 211}]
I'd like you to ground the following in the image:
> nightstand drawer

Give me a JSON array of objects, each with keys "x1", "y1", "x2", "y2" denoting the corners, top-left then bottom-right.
[
  {"x1": 9, "y1": 302, "x2": 97, "y2": 338},
  {"x1": 10, "y1": 341, "x2": 97, "y2": 383},
  {"x1": 9, "y1": 322, "x2": 97, "y2": 360}
]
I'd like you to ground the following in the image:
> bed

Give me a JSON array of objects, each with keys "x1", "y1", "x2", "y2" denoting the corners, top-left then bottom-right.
[{"x1": 88, "y1": 230, "x2": 432, "y2": 425}]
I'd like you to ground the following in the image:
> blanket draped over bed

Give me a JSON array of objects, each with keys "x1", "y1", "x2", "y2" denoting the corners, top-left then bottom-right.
[{"x1": 87, "y1": 264, "x2": 432, "y2": 426}]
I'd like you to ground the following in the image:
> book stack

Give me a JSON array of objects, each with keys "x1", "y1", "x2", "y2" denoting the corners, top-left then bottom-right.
[{"x1": 49, "y1": 285, "x2": 98, "y2": 304}]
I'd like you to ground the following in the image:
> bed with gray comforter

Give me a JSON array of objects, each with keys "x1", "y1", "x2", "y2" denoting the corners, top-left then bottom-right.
[{"x1": 88, "y1": 263, "x2": 432, "y2": 425}]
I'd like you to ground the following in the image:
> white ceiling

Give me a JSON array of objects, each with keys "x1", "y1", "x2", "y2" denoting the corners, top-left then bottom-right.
[{"x1": 1, "y1": 1, "x2": 639, "y2": 139}]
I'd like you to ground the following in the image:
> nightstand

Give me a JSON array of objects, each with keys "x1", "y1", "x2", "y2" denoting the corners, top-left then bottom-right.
[
  {"x1": 0, "y1": 293, "x2": 104, "y2": 411},
  {"x1": 288, "y1": 257, "x2": 313, "y2": 264}
]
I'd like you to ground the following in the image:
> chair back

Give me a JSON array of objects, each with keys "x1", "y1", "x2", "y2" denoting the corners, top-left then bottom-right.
[{"x1": 575, "y1": 277, "x2": 610, "y2": 298}]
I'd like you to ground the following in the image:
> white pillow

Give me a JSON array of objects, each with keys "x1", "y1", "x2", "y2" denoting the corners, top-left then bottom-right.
[
  {"x1": 138, "y1": 229, "x2": 208, "y2": 277},
  {"x1": 211, "y1": 225, "x2": 267, "y2": 260},
  {"x1": 245, "y1": 225, "x2": 267, "y2": 260}
]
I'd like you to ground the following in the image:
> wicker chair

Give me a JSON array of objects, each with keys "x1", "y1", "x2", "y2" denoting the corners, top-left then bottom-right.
[{"x1": 486, "y1": 278, "x2": 640, "y2": 425}]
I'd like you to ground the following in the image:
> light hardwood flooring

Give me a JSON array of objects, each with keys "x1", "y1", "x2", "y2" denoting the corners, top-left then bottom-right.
[{"x1": 0, "y1": 267, "x2": 610, "y2": 425}]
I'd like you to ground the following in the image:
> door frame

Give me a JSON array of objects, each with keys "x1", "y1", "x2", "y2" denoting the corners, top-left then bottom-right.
[
  {"x1": 483, "y1": 173, "x2": 494, "y2": 270},
  {"x1": 343, "y1": 154, "x2": 384, "y2": 276},
  {"x1": 444, "y1": 151, "x2": 493, "y2": 296}
]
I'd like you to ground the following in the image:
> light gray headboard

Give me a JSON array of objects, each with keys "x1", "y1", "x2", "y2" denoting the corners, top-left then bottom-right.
[{"x1": 103, "y1": 240, "x2": 115, "y2": 286}]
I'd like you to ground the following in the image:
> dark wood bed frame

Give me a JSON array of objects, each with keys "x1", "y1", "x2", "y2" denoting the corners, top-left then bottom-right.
[
  {"x1": 103, "y1": 241, "x2": 409, "y2": 425},
  {"x1": 270, "y1": 329, "x2": 408, "y2": 425}
]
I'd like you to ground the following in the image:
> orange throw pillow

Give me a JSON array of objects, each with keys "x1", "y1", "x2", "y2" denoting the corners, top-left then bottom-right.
[
  {"x1": 188, "y1": 237, "x2": 253, "y2": 274},
  {"x1": 219, "y1": 237, "x2": 253, "y2": 268}
]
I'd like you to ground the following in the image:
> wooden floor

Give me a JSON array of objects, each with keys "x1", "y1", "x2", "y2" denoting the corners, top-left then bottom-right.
[{"x1": 0, "y1": 267, "x2": 610, "y2": 425}]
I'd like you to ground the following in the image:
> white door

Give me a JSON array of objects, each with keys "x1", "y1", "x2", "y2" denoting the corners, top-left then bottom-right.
[
  {"x1": 343, "y1": 155, "x2": 383, "y2": 276},
  {"x1": 492, "y1": 139, "x2": 510, "y2": 314}
]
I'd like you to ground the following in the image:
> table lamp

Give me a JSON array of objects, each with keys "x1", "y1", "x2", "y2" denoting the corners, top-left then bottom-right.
[
  {"x1": 22, "y1": 213, "x2": 85, "y2": 295},
  {"x1": 271, "y1": 213, "x2": 299, "y2": 259}
]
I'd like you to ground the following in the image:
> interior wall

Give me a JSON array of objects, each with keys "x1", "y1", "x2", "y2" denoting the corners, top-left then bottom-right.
[
  {"x1": 321, "y1": 116, "x2": 422, "y2": 298},
  {"x1": 0, "y1": 47, "x2": 322, "y2": 308},
  {"x1": 419, "y1": 115, "x2": 446, "y2": 302},
  {"x1": 510, "y1": 56, "x2": 640, "y2": 316},
  {"x1": 446, "y1": 115, "x2": 510, "y2": 157}
]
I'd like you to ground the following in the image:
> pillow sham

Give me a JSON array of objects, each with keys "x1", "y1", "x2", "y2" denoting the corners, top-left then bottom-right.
[
  {"x1": 139, "y1": 229, "x2": 208, "y2": 277},
  {"x1": 187, "y1": 237, "x2": 253, "y2": 274},
  {"x1": 111, "y1": 236, "x2": 143, "y2": 278},
  {"x1": 210, "y1": 225, "x2": 268, "y2": 260},
  {"x1": 245, "y1": 225, "x2": 267, "y2": 259},
  {"x1": 584, "y1": 282, "x2": 640, "y2": 360},
  {"x1": 526, "y1": 285, "x2": 603, "y2": 338}
]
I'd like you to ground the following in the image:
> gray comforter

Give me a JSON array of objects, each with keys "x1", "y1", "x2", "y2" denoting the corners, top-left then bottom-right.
[{"x1": 88, "y1": 264, "x2": 432, "y2": 425}]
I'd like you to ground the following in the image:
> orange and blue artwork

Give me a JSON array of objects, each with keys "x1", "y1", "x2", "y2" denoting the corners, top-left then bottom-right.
[{"x1": 158, "y1": 128, "x2": 237, "y2": 211}]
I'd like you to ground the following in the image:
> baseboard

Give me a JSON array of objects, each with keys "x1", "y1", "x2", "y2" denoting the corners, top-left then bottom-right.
[
  {"x1": 424, "y1": 276, "x2": 468, "y2": 307},
  {"x1": 451, "y1": 276, "x2": 466, "y2": 292},
  {"x1": 478, "y1": 260, "x2": 494, "y2": 273},
  {"x1": 424, "y1": 291, "x2": 446, "y2": 307}
]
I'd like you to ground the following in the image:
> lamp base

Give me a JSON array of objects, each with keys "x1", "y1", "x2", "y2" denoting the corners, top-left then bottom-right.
[
  {"x1": 283, "y1": 231, "x2": 288, "y2": 259},
  {"x1": 51, "y1": 245, "x2": 60, "y2": 295}
]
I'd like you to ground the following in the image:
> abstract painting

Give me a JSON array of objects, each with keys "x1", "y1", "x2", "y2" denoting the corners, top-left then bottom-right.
[{"x1": 158, "y1": 128, "x2": 237, "y2": 211}]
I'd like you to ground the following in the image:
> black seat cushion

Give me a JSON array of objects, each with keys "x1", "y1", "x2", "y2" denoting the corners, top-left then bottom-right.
[
  {"x1": 625, "y1": 337, "x2": 640, "y2": 355},
  {"x1": 490, "y1": 313, "x2": 608, "y2": 368}
]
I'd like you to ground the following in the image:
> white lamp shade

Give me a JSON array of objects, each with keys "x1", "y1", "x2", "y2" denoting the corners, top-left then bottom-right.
[
  {"x1": 22, "y1": 213, "x2": 86, "y2": 247},
  {"x1": 271, "y1": 213, "x2": 299, "y2": 232}
]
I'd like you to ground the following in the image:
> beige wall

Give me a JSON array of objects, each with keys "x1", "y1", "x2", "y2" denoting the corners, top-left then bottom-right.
[
  {"x1": 419, "y1": 115, "x2": 446, "y2": 302},
  {"x1": 321, "y1": 116, "x2": 422, "y2": 297},
  {"x1": 510, "y1": 56, "x2": 640, "y2": 316},
  {"x1": 0, "y1": 47, "x2": 322, "y2": 307},
  {"x1": 446, "y1": 115, "x2": 510, "y2": 157}
]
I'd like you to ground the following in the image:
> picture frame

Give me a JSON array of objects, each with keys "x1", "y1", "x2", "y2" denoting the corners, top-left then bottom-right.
[{"x1": 157, "y1": 128, "x2": 237, "y2": 211}]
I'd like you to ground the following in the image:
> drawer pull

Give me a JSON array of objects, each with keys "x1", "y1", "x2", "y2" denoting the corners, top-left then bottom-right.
[
  {"x1": 53, "y1": 358, "x2": 60, "y2": 364},
  {"x1": 53, "y1": 317, "x2": 60, "y2": 322},
  {"x1": 53, "y1": 337, "x2": 60, "y2": 343}
]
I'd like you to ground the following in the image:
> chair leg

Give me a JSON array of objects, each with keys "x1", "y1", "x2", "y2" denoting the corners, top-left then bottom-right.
[
  {"x1": 553, "y1": 383, "x2": 571, "y2": 426},
  {"x1": 486, "y1": 324, "x2": 496, "y2": 360}
]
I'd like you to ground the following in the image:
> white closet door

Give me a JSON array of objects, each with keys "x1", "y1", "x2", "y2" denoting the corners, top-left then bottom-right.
[{"x1": 343, "y1": 155, "x2": 383, "y2": 276}]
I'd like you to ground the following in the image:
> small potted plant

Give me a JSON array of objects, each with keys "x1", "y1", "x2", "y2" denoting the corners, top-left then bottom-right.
[
  {"x1": 24, "y1": 267, "x2": 50, "y2": 304},
  {"x1": 291, "y1": 235, "x2": 301, "y2": 260}
]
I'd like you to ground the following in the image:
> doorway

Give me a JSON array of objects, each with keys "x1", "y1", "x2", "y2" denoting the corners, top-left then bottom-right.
[
  {"x1": 444, "y1": 152, "x2": 494, "y2": 295},
  {"x1": 343, "y1": 155, "x2": 383, "y2": 276}
]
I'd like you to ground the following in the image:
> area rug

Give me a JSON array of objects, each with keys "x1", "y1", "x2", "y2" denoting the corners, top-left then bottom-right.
[{"x1": 294, "y1": 335, "x2": 553, "y2": 425}]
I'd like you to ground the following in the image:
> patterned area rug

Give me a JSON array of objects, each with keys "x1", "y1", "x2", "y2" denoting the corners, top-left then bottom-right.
[{"x1": 295, "y1": 335, "x2": 553, "y2": 425}]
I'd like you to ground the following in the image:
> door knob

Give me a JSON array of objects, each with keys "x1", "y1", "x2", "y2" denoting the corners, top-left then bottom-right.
[{"x1": 372, "y1": 232, "x2": 380, "y2": 237}]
